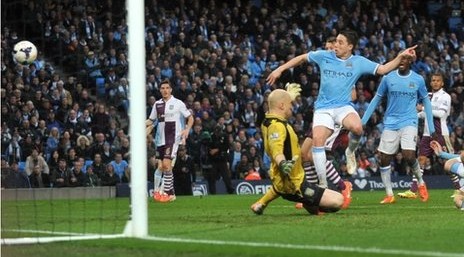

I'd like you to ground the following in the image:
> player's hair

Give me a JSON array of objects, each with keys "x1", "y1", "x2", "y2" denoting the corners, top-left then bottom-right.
[
  {"x1": 326, "y1": 36, "x2": 336, "y2": 43},
  {"x1": 431, "y1": 72, "x2": 444, "y2": 80},
  {"x1": 160, "y1": 79, "x2": 172, "y2": 88},
  {"x1": 339, "y1": 30, "x2": 358, "y2": 50}
]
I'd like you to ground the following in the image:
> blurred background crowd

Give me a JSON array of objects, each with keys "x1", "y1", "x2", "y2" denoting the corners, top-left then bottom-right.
[{"x1": 1, "y1": 0, "x2": 464, "y2": 190}]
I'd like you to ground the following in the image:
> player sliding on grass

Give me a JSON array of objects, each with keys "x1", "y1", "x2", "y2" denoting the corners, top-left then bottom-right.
[
  {"x1": 146, "y1": 79, "x2": 194, "y2": 203},
  {"x1": 266, "y1": 30, "x2": 418, "y2": 190},
  {"x1": 287, "y1": 83, "x2": 352, "y2": 210},
  {"x1": 429, "y1": 140, "x2": 464, "y2": 210},
  {"x1": 251, "y1": 89, "x2": 343, "y2": 215},
  {"x1": 361, "y1": 54, "x2": 435, "y2": 204}
]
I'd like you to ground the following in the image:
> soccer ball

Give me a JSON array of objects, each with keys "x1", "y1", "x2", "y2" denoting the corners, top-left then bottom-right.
[{"x1": 13, "y1": 40, "x2": 37, "y2": 65}]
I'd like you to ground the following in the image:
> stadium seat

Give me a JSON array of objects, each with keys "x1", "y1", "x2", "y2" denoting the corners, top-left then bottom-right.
[
  {"x1": 96, "y1": 77, "x2": 106, "y2": 97},
  {"x1": 18, "y1": 162, "x2": 26, "y2": 172},
  {"x1": 83, "y1": 160, "x2": 94, "y2": 173}
]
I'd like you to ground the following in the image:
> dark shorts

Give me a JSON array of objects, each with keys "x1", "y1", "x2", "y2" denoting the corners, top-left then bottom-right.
[
  {"x1": 278, "y1": 179, "x2": 325, "y2": 207},
  {"x1": 157, "y1": 144, "x2": 175, "y2": 160},
  {"x1": 418, "y1": 135, "x2": 445, "y2": 157}
]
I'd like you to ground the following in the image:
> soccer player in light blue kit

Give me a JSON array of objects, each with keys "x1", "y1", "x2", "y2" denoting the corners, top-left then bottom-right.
[
  {"x1": 361, "y1": 55, "x2": 435, "y2": 204},
  {"x1": 429, "y1": 140, "x2": 464, "y2": 210},
  {"x1": 267, "y1": 30, "x2": 417, "y2": 188}
]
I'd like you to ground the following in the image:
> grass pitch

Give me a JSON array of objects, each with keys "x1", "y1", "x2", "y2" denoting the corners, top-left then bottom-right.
[{"x1": 1, "y1": 189, "x2": 463, "y2": 257}]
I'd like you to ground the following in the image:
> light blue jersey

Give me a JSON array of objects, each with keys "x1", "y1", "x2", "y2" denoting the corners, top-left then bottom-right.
[
  {"x1": 308, "y1": 50, "x2": 379, "y2": 109},
  {"x1": 367, "y1": 70, "x2": 428, "y2": 130}
]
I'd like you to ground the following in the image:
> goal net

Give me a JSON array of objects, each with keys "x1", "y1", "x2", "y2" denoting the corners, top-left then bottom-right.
[{"x1": 1, "y1": 0, "x2": 147, "y2": 244}]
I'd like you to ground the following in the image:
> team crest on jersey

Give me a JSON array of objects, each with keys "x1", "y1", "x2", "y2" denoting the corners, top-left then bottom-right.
[
  {"x1": 345, "y1": 61, "x2": 353, "y2": 68},
  {"x1": 270, "y1": 132, "x2": 279, "y2": 140},
  {"x1": 409, "y1": 82, "x2": 415, "y2": 88},
  {"x1": 169, "y1": 105, "x2": 174, "y2": 110}
]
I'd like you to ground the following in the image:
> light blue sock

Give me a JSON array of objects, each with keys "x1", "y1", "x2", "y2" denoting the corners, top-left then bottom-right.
[{"x1": 154, "y1": 169, "x2": 163, "y2": 192}]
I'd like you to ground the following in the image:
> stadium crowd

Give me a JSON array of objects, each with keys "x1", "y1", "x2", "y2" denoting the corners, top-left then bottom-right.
[{"x1": 1, "y1": 0, "x2": 464, "y2": 191}]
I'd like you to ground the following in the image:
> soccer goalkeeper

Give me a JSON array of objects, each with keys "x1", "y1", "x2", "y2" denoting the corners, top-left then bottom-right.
[{"x1": 250, "y1": 89, "x2": 343, "y2": 215}]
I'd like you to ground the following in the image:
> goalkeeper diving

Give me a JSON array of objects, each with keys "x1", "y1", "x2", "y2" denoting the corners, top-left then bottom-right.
[{"x1": 251, "y1": 89, "x2": 343, "y2": 215}]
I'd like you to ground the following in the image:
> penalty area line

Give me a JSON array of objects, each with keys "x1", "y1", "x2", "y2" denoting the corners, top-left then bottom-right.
[{"x1": 144, "y1": 235, "x2": 464, "y2": 257}]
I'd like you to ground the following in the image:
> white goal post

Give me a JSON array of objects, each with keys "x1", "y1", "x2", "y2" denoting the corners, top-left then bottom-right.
[{"x1": 125, "y1": 0, "x2": 148, "y2": 238}]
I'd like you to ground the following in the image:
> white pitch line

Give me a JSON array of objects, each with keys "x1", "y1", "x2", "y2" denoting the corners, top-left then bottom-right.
[
  {"x1": 3, "y1": 229, "x2": 463, "y2": 257},
  {"x1": 144, "y1": 235, "x2": 464, "y2": 257}
]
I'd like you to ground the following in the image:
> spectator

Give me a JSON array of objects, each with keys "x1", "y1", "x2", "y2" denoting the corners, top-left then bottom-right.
[
  {"x1": 4, "y1": 136, "x2": 22, "y2": 164},
  {"x1": 236, "y1": 154, "x2": 252, "y2": 179},
  {"x1": 109, "y1": 152, "x2": 129, "y2": 181},
  {"x1": 187, "y1": 124, "x2": 203, "y2": 175},
  {"x1": 75, "y1": 135, "x2": 91, "y2": 160},
  {"x1": 69, "y1": 159, "x2": 87, "y2": 187},
  {"x1": 45, "y1": 127, "x2": 60, "y2": 160},
  {"x1": 48, "y1": 150, "x2": 61, "y2": 171},
  {"x1": 101, "y1": 163, "x2": 120, "y2": 186},
  {"x1": 2, "y1": 161, "x2": 30, "y2": 188},
  {"x1": 24, "y1": 148, "x2": 49, "y2": 177},
  {"x1": 229, "y1": 141, "x2": 243, "y2": 179},
  {"x1": 28, "y1": 164, "x2": 50, "y2": 188},
  {"x1": 172, "y1": 145, "x2": 196, "y2": 195},
  {"x1": 50, "y1": 158, "x2": 71, "y2": 188},
  {"x1": 90, "y1": 153, "x2": 105, "y2": 178}
]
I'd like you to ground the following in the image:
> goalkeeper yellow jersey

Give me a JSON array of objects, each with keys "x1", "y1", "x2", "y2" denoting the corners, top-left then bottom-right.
[{"x1": 262, "y1": 113, "x2": 304, "y2": 194}]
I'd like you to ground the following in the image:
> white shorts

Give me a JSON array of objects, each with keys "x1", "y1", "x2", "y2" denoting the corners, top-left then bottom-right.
[
  {"x1": 378, "y1": 126, "x2": 418, "y2": 155},
  {"x1": 313, "y1": 106, "x2": 358, "y2": 130},
  {"x1": 325, "y1": 124, "x2": 342, "y2": 151}
]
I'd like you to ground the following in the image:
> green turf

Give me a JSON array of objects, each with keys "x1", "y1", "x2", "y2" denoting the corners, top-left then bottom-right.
[{"x1": 2, "y1": 189, "x2": 463, "y2": 257}]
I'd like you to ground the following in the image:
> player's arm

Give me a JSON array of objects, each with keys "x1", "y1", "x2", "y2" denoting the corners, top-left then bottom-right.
[
  {"x1": 376, "y1": 45, "x2": 417, "y2": 75},
  {"x1": 267, "y1": 123, "x2": 289, "y2": 171},
  {"x1": 430, "y1": 140, "x2": 459, "y2": 159},
  {"x1": 267, "y1": 53, "x2": 308, "y2": 85},
  {"x1": 147, "y1": 102, "x2": 157, "y2": 124},
  {"x1": 361, "y1": 94, "x2": 381, "y2": 125},
  {"x1": 146, "y1": 104, "x2": 157, "y2": 135},
  {"x1": 418, "y1": 95, "x2": 451, "y2": 119},
  {"x1": 421, "y1": 96, "x2": 436, "y2": 135},
  {"x1": 267, "y1": 123, "x2": 286, "y2": 163},
  {"x1": 181, "y1": 114, "x2": 194, "y2": 141}
]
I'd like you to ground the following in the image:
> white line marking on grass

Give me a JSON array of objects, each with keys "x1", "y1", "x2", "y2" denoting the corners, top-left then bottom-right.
[
  {"x1": 1, "y1": 229, "x2": 125, "y2": 245},
  {"x1": 144, "y1": 236, "x2": 464, "y2": 257},
  {"x1": 4, "y1": 229, "x2": 463, "y2": 257}
]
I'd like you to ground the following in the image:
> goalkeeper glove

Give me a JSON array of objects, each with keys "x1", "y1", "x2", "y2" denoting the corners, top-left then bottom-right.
[
  {"x1": 279, "y1": 160, "x2": 294, "y2": 175},
  {"x1": 278, "y1": 155, "x2": 299, "y2": 175},
  {"x1": 285, "y1": 83, "x2": 302, "y2": 101}
]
